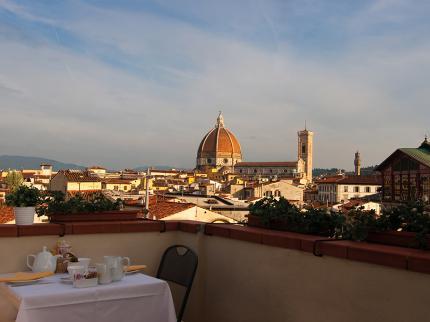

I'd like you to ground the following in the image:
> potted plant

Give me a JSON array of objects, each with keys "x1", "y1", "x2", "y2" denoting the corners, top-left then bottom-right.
[{"x1": 6, "y1": 185, "x2": 41, "y2": 225}]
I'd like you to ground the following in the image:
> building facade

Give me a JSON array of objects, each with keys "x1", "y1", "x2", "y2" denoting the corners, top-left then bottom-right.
[
  {"x1": 376, "y1": 138, "x2": 430, "y2": 203},
  {"x1": 49, "y1": 170, "x2": 102, "y2": 194},
  {"x1": 317, "y1": 175, "x2": 381, "y2": 204},
  {"x1": 234, "y1": 161, "x2": 305, "y2": 178}
]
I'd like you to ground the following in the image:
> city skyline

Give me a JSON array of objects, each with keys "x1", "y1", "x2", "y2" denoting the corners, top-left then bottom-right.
[{"x1": 1, "y1": 0, "x2": 429, "y2": 169}]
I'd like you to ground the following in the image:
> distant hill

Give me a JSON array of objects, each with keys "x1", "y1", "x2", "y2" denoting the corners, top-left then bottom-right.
[
  {"x1": 133, "y1": 165, "x2": 185, "y2": 171},
  {"x1": 313, "y1": 168, "x2": 344, "y2": 177},
  {"x1": 313, "y1": 165, "x2": 378, "y2": 177},
  {"x1": 0, "y1": 155, "x2": 86, "y2": 171}
]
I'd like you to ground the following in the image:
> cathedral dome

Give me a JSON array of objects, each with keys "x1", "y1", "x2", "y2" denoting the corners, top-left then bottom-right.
[{"x1": 196, "y1": 112, "x2": 242, "y2": 170}]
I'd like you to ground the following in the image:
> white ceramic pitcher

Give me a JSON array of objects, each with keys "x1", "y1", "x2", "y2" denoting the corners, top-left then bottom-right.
[{"x1": 104, "y1": 256, "x2": 130, "y2": 281}]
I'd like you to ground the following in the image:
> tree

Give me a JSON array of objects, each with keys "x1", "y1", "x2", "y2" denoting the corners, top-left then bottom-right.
[{"x1": 5, "y1": 170, "x2": 24, "y2": 191}]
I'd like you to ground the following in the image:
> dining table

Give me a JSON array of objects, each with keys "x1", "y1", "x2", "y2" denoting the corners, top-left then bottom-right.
[{"x1": 0, "y1": 273, "x2": 177, "y2": 322}]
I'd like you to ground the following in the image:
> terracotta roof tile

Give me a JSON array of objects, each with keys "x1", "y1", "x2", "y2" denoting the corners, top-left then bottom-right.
[
  {"x1": 198, "y1": 126, "x2": 242, "y2": 156},
  {"x1": 102, "y1": 179, "x2": 133, "y2": 184},
  {"x1": 0, "y1": 206, "x2": 14, "y2": 224},
  {"x1": 149, "y1": 201, "x2": 195, "y2": 220},
  {"x1": 56, "y1": 170, "x2": 101, "y2": 182}
]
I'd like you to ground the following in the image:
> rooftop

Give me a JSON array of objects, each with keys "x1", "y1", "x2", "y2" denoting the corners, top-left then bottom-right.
[{"x1": 56, "y1": 170, "x2": 102, "y2": 182}]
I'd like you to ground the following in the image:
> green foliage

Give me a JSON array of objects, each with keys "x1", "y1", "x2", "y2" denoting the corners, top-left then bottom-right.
[
  {"x1": 249, "y1": 198, "x2": 430, "y2": 248},
  {"x1": 376, "y1": 202, "x2": 430, "y2": 248},
  {"x1": 342, "y1": 207, "x2": 377, "y2": 241},
  {"x1": 37, "y1": 192, "x2": 122, "y2": 217},
  {"x1": 249, "y1": 197, "x2": 345, "y2": 237},
  {"x1": 5, "y1": 170, "x2": 24, "y2": 191},
  {"x1": 5, "y1": 185, "x2": 41, "y2": 207}
]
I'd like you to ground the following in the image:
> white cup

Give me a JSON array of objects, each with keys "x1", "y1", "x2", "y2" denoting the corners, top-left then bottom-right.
[
  {"x1": 78, "y1": 258, "x2": 91, "y2": 270},
  {"x1": 96, "y1": 263, "x2": 112, "y2": 284}
]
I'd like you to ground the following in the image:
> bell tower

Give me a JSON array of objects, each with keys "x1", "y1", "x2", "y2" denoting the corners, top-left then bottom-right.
[
  {"x1": 354, "y1": 151, "x2": 361, "y2": 176},
  {"x1": 297, "y1": 125, "x2": 314, "y2": 182}
]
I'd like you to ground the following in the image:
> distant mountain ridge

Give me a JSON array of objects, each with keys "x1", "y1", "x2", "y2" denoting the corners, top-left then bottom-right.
[
  {"x1": 313, "y1": 165, "x2": 378, "y2": 177},
  {"x1": 133, "y1": 165, "x2": 182, "y2": 171},
  {"x1": 0, "y1": 155, "x2": 86, "y2": 171},
  {"x1": 0, "y1": 155, "x2": 182, "y2": 172}
]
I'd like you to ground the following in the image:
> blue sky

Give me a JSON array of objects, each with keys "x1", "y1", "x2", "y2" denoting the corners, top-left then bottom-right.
[{"x1": 0, "y1": 0, "x2": 429, "y2": 169}]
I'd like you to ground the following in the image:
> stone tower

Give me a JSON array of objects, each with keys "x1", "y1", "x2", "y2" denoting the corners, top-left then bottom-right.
[
  {"x1": 297, "y1": 127, "x2": 314, "y2": 182},
  {"x1": 354, "y1": 151, "x2": 361, "y2": 176}
]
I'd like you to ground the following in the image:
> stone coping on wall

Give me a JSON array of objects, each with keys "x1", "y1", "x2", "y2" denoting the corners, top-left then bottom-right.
[{"x1": 0, "y1": 221, "x2": 429, "y2": 275}]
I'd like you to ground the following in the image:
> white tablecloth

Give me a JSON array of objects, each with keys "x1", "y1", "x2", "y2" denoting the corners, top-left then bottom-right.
[{"x1": 3, "y1": 274, "x2": 176, "y2": 322}]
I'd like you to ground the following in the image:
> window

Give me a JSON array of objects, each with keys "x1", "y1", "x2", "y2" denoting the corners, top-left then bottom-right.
[
  {"x1": 354, "y1": 186, "x2": 359, "y2": 193},
  {"x1": 239, "y1": 169, "x2": 243, "y2": 173},
  {"x1": 124, "y1": 186, "x2": 128, "y2": 191},
  {"x1": 274, "y1": 190, "x2": 281, "y2": 197},
  {"x1": 254, "y1": 169, "x2": 257, "y2": 173},
  {"x1": 365, "y1": 186, "x2": 371, "y2": 193},
  {"x1": 114, "y1": 185, "x2": 119, "y2": 191},
  {"x1": 344, "y1": 186, "x2": 348, "y2": 193},
  {"x1": 302, "y1": 144, "x2": 306, "y2": 154},
  {"x1": 223, "y1": 158, "x2": 229, "y2": 164},
  {"x1": 207, "y1": 158, "x2": 212, "y2": 164}
]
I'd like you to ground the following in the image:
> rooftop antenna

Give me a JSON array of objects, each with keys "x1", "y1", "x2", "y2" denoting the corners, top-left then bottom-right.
[{"x1": 304, "y1": 120, "x2": 307, "y2": 130}]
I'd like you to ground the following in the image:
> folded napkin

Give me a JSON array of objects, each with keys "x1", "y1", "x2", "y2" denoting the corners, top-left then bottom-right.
[
  {"x1": 0, "y1": 271, "x2": 54, "y2": 283},
  {"x1": 126, "y1": 265, "x2": 147, "y2": 272}
]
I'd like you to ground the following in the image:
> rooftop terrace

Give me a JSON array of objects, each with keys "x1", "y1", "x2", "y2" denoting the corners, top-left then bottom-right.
[{"x1": 1, "y1": 220, "x2": 429, "y2": 322}]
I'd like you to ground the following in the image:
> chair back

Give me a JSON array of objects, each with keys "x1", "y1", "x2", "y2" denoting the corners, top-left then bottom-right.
[{"x1": 157, "y1": 245, "x2": 198, "y2": 322}]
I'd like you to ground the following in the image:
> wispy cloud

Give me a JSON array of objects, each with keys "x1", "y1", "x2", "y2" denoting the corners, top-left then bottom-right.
[
  {"x1": 0, "y1": 0, "x2": 429, "y2": 169},
  {"x1": 0, "y1": 0, "x2": 56, "y2": 25}
]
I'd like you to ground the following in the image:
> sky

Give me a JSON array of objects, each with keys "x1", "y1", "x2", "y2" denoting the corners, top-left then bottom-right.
[{"x1": 0, "y1": 0, "x2": 429, "y2": 170}]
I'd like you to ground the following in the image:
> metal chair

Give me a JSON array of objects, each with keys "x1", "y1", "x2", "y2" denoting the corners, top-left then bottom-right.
[{"x1": 157, "y1": 245, "x2": 198, "y2": 322}]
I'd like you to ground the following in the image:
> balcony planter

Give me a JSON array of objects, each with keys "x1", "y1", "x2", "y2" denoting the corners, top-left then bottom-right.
[
  {"x1": 247, "y1": 214, "x2": 290, "y2": 230},
  {"x1": 246, "y1": 214, "x2": 267, "y2": 229},
  {"x1": 366, "y1": 231, "x2": 430, "y2": 249},
  {"x1": 49, "y1": 211, "x2": 144, "y2": 222}
]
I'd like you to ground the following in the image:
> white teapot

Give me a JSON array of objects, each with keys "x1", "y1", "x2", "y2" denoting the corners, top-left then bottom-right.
[{"x1": 27, "y1": 246, "x2": 58, "y2": 273}]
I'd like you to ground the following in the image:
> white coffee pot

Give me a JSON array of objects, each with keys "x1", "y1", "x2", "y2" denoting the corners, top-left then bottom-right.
[{"x1": 27, "y1": 246, "x2": 58, "y2": 273}]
